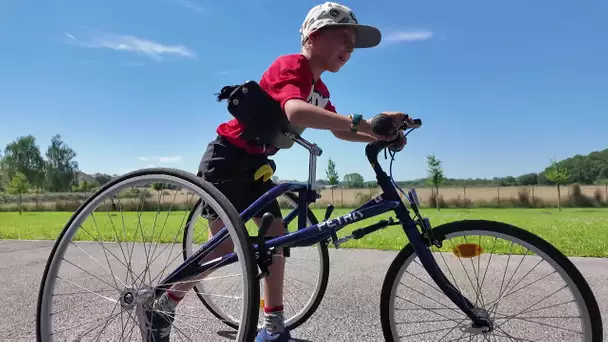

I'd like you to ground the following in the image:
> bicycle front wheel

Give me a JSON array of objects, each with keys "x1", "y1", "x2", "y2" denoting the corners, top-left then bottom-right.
[
  {"x1": 380, "y1": 219, "x2": 602, "y2": 342},
  {"x1": 36, "y1": 168, "x2": 260, "y2": 342}
]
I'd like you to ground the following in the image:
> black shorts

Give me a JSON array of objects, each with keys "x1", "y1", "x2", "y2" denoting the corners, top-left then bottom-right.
[{"x1": 197, "y1": 136, "x2": 282, "y2": 221}]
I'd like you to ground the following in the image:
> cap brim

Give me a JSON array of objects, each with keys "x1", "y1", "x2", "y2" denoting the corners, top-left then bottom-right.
[{"x1": 331, "y1": 23, "x2": 382, "y2": 48}]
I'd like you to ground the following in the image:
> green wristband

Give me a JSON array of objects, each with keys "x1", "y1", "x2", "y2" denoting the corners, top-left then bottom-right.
[{"x1": 349, "y1": 113, "x2": 363, "y2": 133}]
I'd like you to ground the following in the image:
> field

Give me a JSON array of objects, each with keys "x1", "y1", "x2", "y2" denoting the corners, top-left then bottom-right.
[
  {"x1": 1, "y1": 208, "x2": 606, "y2": 257},
  {"x1": 2, "y1": 184, "x2": 608, "y2": 212},
  {"x1": 316, "y1": 184, "x2": 608, "y2": 208}
]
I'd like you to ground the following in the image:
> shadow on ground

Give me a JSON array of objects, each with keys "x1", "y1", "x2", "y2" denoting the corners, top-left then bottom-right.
[{"x1": 217, "y1": 330, "x2": 313, "y2": 341}]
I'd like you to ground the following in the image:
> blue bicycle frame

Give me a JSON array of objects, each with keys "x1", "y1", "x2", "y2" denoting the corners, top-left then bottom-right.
[{"x1": 158, "y1": 132, "x2": 490, "y2": 329}]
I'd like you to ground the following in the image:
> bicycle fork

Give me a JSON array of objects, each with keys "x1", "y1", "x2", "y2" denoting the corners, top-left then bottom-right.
[{"x1": 395, "y1": 206, "x2": 494, "y2": 333}]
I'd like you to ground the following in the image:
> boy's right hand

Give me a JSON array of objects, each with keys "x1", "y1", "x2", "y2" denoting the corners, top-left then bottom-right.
[{"x1": 360, "y1": 111, "x2": 408, "y2": 140}]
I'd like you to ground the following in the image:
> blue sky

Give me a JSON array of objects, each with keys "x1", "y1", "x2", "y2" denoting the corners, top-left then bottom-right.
[{"x1": 1, "y1": 0, "x2": 607, "y2": 182}]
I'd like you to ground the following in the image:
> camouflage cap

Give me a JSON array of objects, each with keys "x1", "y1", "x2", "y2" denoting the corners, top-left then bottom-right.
[{"x1": 300, "y1": 2, "x2": 382, "y2": 49}]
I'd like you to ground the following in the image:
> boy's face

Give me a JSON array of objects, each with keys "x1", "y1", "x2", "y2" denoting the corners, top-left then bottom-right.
[{"x1": 310, "y1": 27, "x2": 357, "y2": 73}]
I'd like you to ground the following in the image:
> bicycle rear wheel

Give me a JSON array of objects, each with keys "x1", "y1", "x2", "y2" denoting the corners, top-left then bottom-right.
[
  {"x1": 183, "y1": 191, "x2": 330, "y2": 331},
  {"x1": 36, "y1": 168, "x2": 259, "y2": 341},
  {"x1": 380, "y1": 220, "x2": 602, "y2": 341}
]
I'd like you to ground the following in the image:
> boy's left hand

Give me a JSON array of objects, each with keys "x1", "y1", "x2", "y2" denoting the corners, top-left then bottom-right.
[{"x1": 388, "y1": 131, "x2": 407, "y2": 152}]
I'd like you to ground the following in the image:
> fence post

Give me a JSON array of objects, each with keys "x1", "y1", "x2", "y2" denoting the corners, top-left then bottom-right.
[
  {"x1": 341, "y1": 186, "x2": 344, "y2": 207},
  {"x1": 531, "y1": 185, "x2": 535, "y2": 205},
  {"x1": 568, "y1": 185, "x2": 571, "y2": 205},
  {"x1": 463, "y1": 185, "x2": 467, "y2": 207},
  {"x1": 497, "y1": 185, "x2": 501, "y2": 207},
  {"x1": 605, "y1": 184, "x2": 607, "y2": 202}
]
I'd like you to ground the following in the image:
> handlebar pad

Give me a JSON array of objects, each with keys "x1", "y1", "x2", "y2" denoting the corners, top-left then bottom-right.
[
  {"x1": 371, "y1": 114, "x2": 422, "y2": 136},
  {"x1": 371, "y1": 114, "x2": 396, "y2": 136}
]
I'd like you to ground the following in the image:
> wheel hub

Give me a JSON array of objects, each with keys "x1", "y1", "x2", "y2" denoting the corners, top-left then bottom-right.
[
  {"x1": 468, "y1": 307, "x2": 494, "y2": 334},
  {"x1": 119, "y1": 286, "x2": 155, "y2": 310}
]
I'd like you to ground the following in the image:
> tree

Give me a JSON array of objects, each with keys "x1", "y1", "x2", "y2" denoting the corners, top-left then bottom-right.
[
  {"x1": 426, "y1": 154, "x2": 445, "y2": 211},
  {"x1": 325, "y1": 158, "x2": 339, "y2": 203},
  {"x1": 343, "y1": 172, "x2": 364, "y2": 188},
  {"x1": 94, "y1": 173, "x2": 113, "y2": 186},
  {"x1": 151, "y1": 183, "x2": 164, "y2": 191},
  {"x1": 78, "y1": 180, "x2": 96, "y2": 193},
  {"x1": 45, "y1": 135, "x2": 79, "y2": 192},
  {"x1": 545, "y1": 160, "x2": 570, "y2": 211},
  {"x1": 597, "y1": 167, "x2": 608, "y2": 183},
  {"x1": 325, "y1": 158, "x2": 339, "y2": 185},
  {"x1": 7, "y1": 172, "x2": 30, "y2": 215},
  {"x1": 517, "y1": 173, "x2": 538, "y2": 186},
  {"x1": 2, "y1": 135, "x2": 46, "y2": 190},
  {"x1": 0, "y1": 151, "x2": 7, "y2": 191}
]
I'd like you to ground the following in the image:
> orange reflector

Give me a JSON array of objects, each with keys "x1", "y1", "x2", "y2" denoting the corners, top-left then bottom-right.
[
  {"x1": 259, "y1": 299, "x2": 265, "y2": 309},
  {"x1": 453, "y1": 243, "x2": 483, "y2": 258}
]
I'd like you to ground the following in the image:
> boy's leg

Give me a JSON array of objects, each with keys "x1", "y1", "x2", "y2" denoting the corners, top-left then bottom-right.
[
  {"x1": 143, "y1": 137, "x2": 244, "y2": 341},
  {"x1": 250, "y1": 181, "x2": 291, "y2": 341},
  {"x1": 252, "y1": 216, "x2": 285, "y2": 310}
]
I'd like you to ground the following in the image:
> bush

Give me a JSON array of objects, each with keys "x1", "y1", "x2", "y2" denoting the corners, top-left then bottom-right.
[
  {"x1": 427, "y1": 191, "x2": 447, "y2": 209},
  {"x1": 570, "y1": 184, "x2": 597, "y2": 207},
  {"x1": 508, "y1": 187, "x2": 535, "y2": 208},
  {"x1": 593, "y1": 188, "x2": 603, "y2": 202},
  {"x1": 446, "y1": 197, "x2": 473, "y2": 208},
  {"x1": 355, "y1": 192, "x2": 372, "y2": 206}
]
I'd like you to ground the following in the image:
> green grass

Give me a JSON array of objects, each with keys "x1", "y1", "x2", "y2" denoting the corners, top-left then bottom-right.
[{"x1": 0, "y1": 208, "x2": 606, "y2": 257}]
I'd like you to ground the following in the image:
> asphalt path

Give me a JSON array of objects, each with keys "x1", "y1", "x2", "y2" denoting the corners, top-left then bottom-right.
[{"x1": 1, "y1": 240, "x2": 606, "y2": 341}]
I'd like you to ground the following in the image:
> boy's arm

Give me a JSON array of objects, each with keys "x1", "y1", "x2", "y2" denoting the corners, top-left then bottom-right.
[
  {"x1": 284, "y1": 99, "x2": 379, "y2": 139},
  {"x1": 331, "y1": 129, "x2": 377, "y2": 143}
]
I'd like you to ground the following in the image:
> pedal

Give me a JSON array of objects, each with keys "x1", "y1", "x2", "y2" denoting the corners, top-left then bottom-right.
[
  {"x1": 256, "y1": 212, "x2": 275, "y2": 280},
  {"x1": 323, "y1": 204, "x2": 334, "y2": 221},
  {"x1": 321, "y1": 205, "x2": 342, "y2": 248}
]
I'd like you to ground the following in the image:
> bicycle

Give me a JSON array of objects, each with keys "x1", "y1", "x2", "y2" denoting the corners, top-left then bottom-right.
[{"x1": 37, "y1": 82, "x2": 603, "y2": 341}]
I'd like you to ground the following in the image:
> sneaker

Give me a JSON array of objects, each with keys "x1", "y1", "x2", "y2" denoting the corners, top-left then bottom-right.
[
  {"x1": 255, "y1": 308, "x2": 290, "y2": 342},
  {"x1": 140, "y1": 292, "x2": 177, "y2": 342},
  {"x1": 255, "y1": 327, "x2": 292, "y2": 342}
]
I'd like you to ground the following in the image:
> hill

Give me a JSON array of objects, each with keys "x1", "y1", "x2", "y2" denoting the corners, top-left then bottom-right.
[{"x1": 542, "y1": 149, "x2": 608, "y2": 185}]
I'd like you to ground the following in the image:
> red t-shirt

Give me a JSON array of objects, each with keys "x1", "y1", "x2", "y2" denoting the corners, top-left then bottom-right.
[{"x1": 216, "y1": 54, "x2": 336, "y2": 154}]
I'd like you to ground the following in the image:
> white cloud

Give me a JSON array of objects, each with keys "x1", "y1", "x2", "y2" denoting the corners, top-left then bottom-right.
[
  {"x1": 176, "y1": 0, "x2": 204, "y2": 13},
  {"x1": 139, "y1": 156, "x2": 183, "y2": 163},
  {"x1": 158, "y1": 156, "x2": 182, "y2": 163},
  {"x1": 121, "y1": 61, "x2": 145, "y2": 67},
  {"x1": 61, "y1": 30, "x2": 196, "y2": 60},
  {"x1": 384, "y1": 30, "x2": 433, "y2": 43},
  {"x1": 64, "y1": 32, "x2": 76, "y2": 41}
]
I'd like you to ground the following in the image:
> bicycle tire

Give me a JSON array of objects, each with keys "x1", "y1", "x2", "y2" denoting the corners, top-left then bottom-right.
[
  {"x1": 182, "y1": 191, "x2": 330, "y2": 331},
  {"x1": 380, "y1": 219, "x2": 603, "y2": 342},
  {"x1": 36, "y1": 167, "x2": 260, "y2": 342}
]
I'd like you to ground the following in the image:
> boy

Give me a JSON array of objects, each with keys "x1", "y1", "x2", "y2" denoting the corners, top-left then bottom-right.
[{"x1": 145, "y1": 2, "x2": 407, "y2": 341}]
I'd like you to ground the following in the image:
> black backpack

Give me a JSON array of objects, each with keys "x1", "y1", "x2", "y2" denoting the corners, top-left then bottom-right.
[{"x1": 216, "y1": 80, "x2": 294, "y2": 146}]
